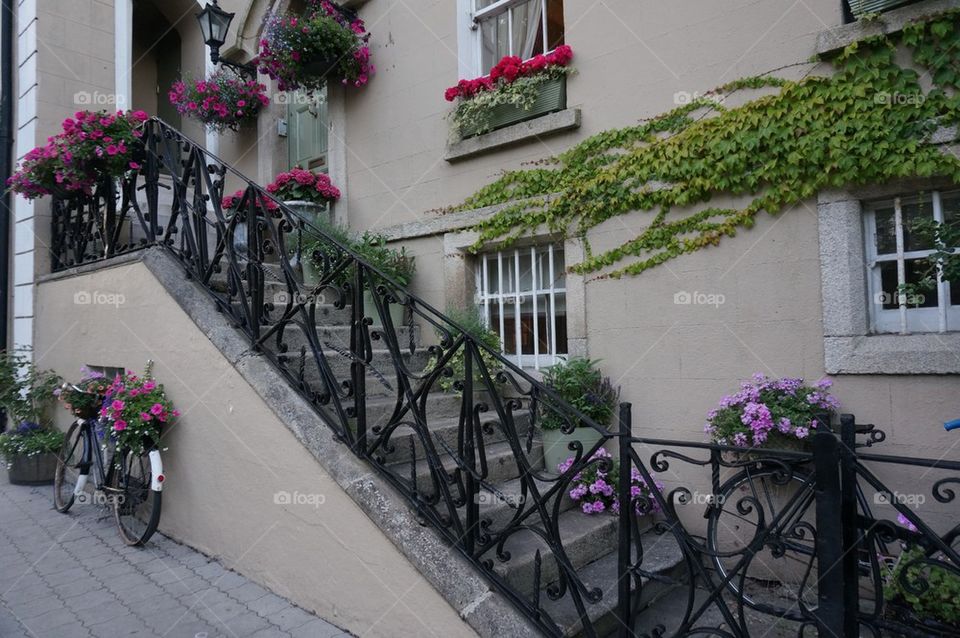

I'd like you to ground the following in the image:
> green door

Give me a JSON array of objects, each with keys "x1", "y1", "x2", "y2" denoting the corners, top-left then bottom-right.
[{"x1": 287, "y1": 88, "x2": 328, "y2": 171}]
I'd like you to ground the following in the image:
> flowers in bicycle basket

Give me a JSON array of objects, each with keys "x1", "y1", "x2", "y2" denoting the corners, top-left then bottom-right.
[
  {"x1": 266, "y1": 168, "x2": 341, "y2": 205},
  {"x1": 221, "y1": 189, "x2": 281, "y2": 215},
  {"x1": 704, "y1": 373, "x2": 839, "y2": 449},
  {"x1": 56, "y1": 367, "x2": 109, "y2": 419},
  {"x1": 559, "y1": 448, "x2": 662, "y2": 516},
  {"x1": 100, "y1": 362, "x2": 179, "y2": 456}
]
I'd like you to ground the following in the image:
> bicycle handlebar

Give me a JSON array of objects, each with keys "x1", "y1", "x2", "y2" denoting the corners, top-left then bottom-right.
[{"x1": 946, "y1": 419, "x2": 960, "y2": 431}]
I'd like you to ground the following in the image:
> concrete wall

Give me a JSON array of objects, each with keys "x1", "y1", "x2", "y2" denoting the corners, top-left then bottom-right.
[{"x1": 34, "y1": 261, "x2": 478, "y2": 638}]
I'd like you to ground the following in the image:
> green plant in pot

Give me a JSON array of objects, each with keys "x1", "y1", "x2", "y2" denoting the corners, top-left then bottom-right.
[
  {"x1": 0, "y1": 352, "x2": 63, "y2": 485},
  {"x1": 353, "y1": 232, "x2": 415, "y2": 327},
  {"x1": 423, "y1": 306, "x2": 502, "y2": 395},
  {"x1": 301, "y1": 221, "x2": 358, "y2": 289},
  {"x1": 539, "y1": 357, "x2": 618, "y2": 474}
]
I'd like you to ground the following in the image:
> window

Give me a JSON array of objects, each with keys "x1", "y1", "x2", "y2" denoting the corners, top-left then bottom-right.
[
  {"x1": 475, "y1": 245, "x2": 568, "y2": 369},
  {"x1": 472, "y1": 0, "x2": 564, "y2": 72},
  {"x1": 864, "y1": 191, "x2": 960, "y2": 334}
]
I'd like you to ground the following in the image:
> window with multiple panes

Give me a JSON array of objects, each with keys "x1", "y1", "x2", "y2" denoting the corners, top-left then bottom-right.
[
  {"x1": 472, "y1": 0, "x2": 565, "y2": 72},
  {"x1": 475, "y1": 245, "x2": 568, "y2": 369},
  {"x1": 864, "y1": 191, "x2": 960, "y2": 334}
]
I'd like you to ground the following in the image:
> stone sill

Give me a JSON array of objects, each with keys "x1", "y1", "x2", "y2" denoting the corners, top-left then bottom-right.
[
  {"x1": 444, "y1": 108, "x2": 581, "y2": 162},
  {"x1": 816, "y1": 0, "x2": 956, "y2": 56},
  {"x1": 824, "y1": 332, "x2": 960, "y2": 374}
]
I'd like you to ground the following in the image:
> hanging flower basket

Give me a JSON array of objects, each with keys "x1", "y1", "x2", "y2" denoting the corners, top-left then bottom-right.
[
  {"x1": 258, "y1": 0, "x2": 374, "y2": 92},
  {"x1": 7, "y1": 110, "x2": 149, "y2": 200},
  {"x1": 169, "y1": 70, "x2": 270, "y2": 132}
]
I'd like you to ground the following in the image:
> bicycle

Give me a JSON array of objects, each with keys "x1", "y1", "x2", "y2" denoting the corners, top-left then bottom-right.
[{"x1": 53, "y1": 403, "x2": 164, "y2": 546}]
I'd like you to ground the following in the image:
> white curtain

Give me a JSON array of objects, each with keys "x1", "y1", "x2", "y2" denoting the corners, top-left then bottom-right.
[{"x1": 511, "y1": 0, "x2": 543, "y2": 59}]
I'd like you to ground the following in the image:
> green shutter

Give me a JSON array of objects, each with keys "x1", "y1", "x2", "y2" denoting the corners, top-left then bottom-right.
[{"x1": 287, "y1": 89, "x2": 329, "y2": 171}]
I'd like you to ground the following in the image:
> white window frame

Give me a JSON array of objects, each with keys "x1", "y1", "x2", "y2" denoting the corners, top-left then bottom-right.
[
  {"x1": 863, "y1": 191, "x2": 959, "y2": 335},
  {"x1": 456, "y1": 0, "x2": 558, "y2": 79},
  {"x1": 475, "y1": 244, "x2": 567, "y2": 369}
]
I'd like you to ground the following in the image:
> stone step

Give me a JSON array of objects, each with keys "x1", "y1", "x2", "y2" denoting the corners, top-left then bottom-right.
[
  {"x1": 268, "y1": 349, "x2": 433, "y2": 400},
  {"x1": 543, "y1": 533, "x2": 685, "y2": 637},
  {"x1": 391, "y1": 439, "x2": 544, "y2": 494},
  {"x1": 488, "y1": 509, "x2": 621, "y2": 598},
  {"x1": 265, "y1": 325, "x2": 421, "y2": 357},
  {"x1": 475, "y1": 475, "x2": 577, "y2": 531}
]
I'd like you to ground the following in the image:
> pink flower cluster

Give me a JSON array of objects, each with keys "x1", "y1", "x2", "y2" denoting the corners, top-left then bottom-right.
[
  {"x1": 258, "y1": 1, "x2": 374, "y2": 92},
  {"x1": 169, "y1": 72, "x2": 269, "y2": 131},
  {"x1": 7, "y1": 110, "x2": 149, "y2": 200},
  {"x1": 559, "y1": 448, "x2": 662, "y2": 516},
  {"x1": 221, "y1": 189, "x2": 280, "y2": 214},
  {"x1": 444, "y1": 45, "x2": 574, "y2": 102},
  {"x1": 266, "y1": 168, "x2": 341, "y2": 205},
  {"x1": 99, "y1": 367, "x2": 179, "y2": 454},
  {"x1": 704, "y1": 373, "x2": 839, "y2": 449}
]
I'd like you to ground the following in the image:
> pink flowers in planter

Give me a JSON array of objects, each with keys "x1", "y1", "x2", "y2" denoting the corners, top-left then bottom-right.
[
  {"x1": 7, "y1": 110, "x2": 149, "y2": 200},
  {"x1": 258, "y1": 0, "x2": 374, "y2": 92},
  {"x1": 169, "y1": 71, "x2": 270, "y2": 132},
  {"x1": 444, "y1": 45, "x2": 574, "y2": 102},
  {"x1": 266, "y1": 168, "x2": 341, "y2": 205}
]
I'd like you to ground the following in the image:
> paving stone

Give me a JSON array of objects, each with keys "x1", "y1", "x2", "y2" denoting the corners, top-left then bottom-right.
[{"x1": 0, "y1": 479, "x2": 349, "y2": 638}]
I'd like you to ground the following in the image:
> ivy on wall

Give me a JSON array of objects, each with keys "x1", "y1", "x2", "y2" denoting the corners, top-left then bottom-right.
[{"x1": 452, "y1": 10, "x2": 960, "y2": 279}]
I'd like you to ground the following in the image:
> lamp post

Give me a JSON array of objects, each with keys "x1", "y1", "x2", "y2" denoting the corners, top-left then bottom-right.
[{"x1": 196, "y1": 0, "x2": 257, "y2": 79}]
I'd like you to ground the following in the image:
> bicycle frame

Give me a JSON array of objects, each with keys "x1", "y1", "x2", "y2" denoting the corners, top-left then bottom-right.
[{"x1": 72, "y1": 417, "x2": 118, "y2": 498}]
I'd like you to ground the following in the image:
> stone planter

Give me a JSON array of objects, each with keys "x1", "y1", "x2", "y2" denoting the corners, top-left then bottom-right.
[
  {"x1": 542, "y1": 426, "x2": 606, "y2": 475},
  {"x1": 459, "y1": 76, "x2": 567, "y2": 138},
  {"x1": 6, "y1": 452, "x2": 58, "y2": 485}
]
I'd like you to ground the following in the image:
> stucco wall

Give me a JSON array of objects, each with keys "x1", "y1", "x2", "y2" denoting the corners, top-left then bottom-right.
[{"x1": 34, "y1": 260, "x2": 478, "y2": 638}]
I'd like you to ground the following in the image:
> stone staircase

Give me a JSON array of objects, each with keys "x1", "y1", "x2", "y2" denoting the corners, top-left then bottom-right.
[{"x1": 208, "y1": 264, "x2": 684, "y2": 637}]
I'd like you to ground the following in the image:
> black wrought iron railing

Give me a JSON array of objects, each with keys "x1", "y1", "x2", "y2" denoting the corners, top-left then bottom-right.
[{"x1": 50, "y1": 118, "x2": 960, "y2": 637}]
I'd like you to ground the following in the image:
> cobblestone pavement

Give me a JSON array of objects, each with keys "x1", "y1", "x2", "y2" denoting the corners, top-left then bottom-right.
[{"x1": 0, "y1": 477, "x2": 350, "y2": 638}]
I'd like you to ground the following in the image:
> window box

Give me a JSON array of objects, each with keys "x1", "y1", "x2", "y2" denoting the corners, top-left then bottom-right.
[
  {"x1": 458, "y1": 75, "x2": 567, "y2": 139},
  {"x1": 846, "y1": 0, "x2": 922, "y2": 18}
]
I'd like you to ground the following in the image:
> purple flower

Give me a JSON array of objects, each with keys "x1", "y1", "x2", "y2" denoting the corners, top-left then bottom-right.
[
  {"x1": 896, "y1": 512, "x2": 918, "y2": 533},
  {"x1": 794, "y1": 426, "x2": 810, "y2": 439},
  {"x1": 733, "y1": 432, "x2": 748, "y2": 447}
]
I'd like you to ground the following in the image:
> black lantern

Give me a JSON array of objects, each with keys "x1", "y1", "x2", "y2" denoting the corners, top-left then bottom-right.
[{"x1": 196, "y1": 1, "x2": 256, "y2": 78}]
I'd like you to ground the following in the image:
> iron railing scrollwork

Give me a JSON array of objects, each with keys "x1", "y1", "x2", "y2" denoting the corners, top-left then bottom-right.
[{"x1": 50, "y1": 118, "x2": 960, "y2": 637}]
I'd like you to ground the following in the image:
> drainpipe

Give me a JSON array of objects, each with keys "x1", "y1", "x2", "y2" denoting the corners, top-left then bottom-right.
[{"x1": 0, "y1": 0, "x2": 13, "y2": 432}]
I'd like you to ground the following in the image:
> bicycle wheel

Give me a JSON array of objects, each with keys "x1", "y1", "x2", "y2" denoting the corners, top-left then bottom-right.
[
  {"x1": 54, "y1": 421, "x2": 86, "y2": 513},
  {"x1": 110, "y1": 448, "x2": 162, "y2": 546},
  {"x1": 705, "y1": 463, "x2": 819, "y2": 619}
]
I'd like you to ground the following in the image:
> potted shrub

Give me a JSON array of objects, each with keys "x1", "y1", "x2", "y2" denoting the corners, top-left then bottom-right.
[
  {"x1": 257, "y1": 1, "x2": 374, "y2": 92},
  {"x1": 168, "y1": 70, "x2": 270, "y2": 132},
  {"x1": 540, "y1": 357, "x2": 618, "y2": 473},
  {"x1": 558, "y1": 447, "x2": 662, "y2": 516},
  {"x1": 445, "y1": 45, "x2": 574, "y2": 138},
  {"x1": 354, "y1": 232, "x2": 415, "y2": 327},
  {"x1": 703, "y1": 373, "x2": 839, "y2": 451},
  {"x1": 301, "y1": 220, "x2": 355, "y2": 288},
  {"x1": 7, "y1": 109, "x2": 149, "y2": 200},
  {"x1": 0, "y1": 352, "x2": 63, "y2": 485},
  {"x1": 423, "y1": 305, "x2": 502, "y2": 395}
]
